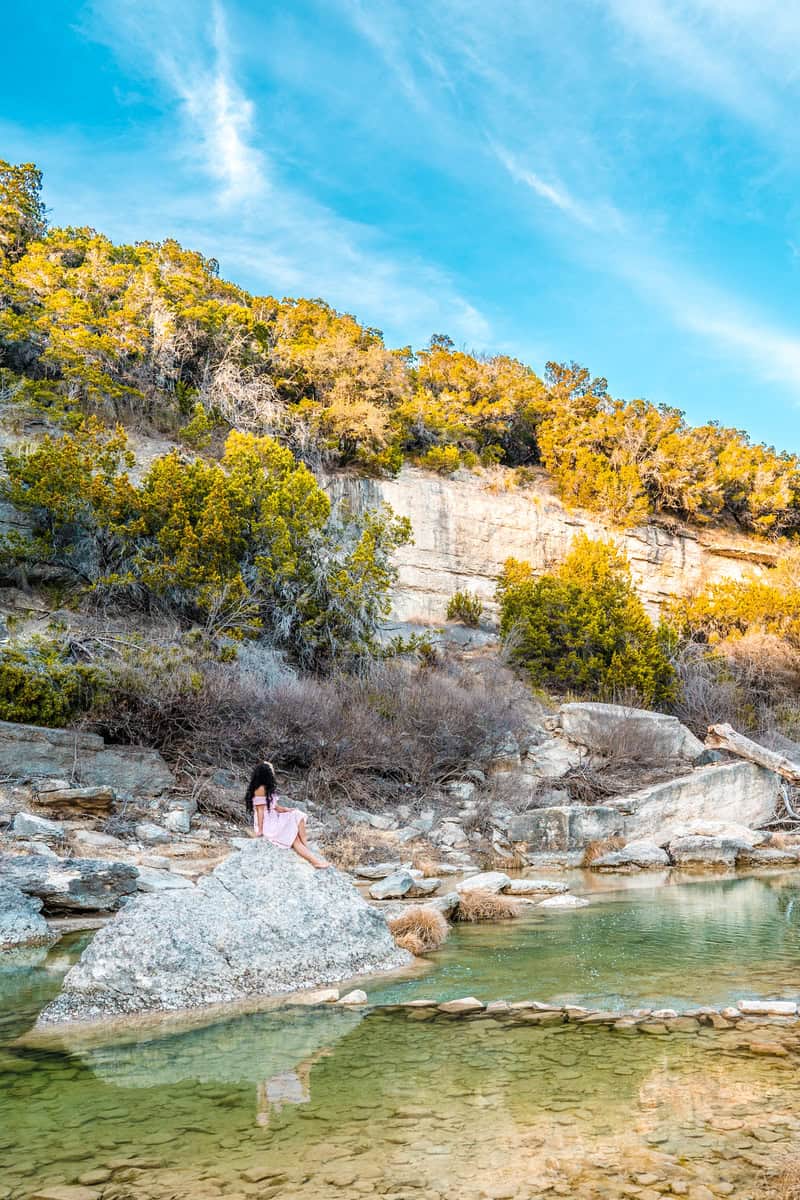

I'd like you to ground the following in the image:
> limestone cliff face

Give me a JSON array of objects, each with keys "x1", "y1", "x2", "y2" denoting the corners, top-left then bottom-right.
[{"x1": 325, "y1": 467, "x2": 777, "y2": 625}]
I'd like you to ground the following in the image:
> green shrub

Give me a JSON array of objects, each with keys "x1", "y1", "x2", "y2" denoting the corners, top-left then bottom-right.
[
  {"x1": 0, "y1": 641, "x2": 95, "y2": 727},
  {"x1": 446, "y1": 589, "x2": 484, "y2": 626},
  {"x1": 0, "y1": 422, "x2": 411, "y2": 668},
  {"x1": 418, "y1": 445, "x2": 462, "y2": 474},
  {"x1": 497, "y1": 534, "x2": 676, "y2": 706}
]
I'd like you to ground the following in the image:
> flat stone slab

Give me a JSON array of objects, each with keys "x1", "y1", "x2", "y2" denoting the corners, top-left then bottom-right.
[
  {"x1": 0, "y1": 854, "x2": 139, "y2": 914},
  {"x1": 538, "y1": 894, "x2": 590, "y2": 909},
  {"x1": 737, "y1": 999, "x2": 798, "y2": 1016},
  {"x1": 456, "y1": 871, "x2": 511, "y2": 894},
  {"x1": 437, "y1": 997, "x2": 484, "y2": 1014},
  {"x1": 36, "y1": 786, "x2": 115, "y2": 815},
  {"x1": 504, "y1": 878, "x2": 568, "y2": 894},
  {"x1": 607, "y1": 762, "x2": 780, "y2": 841}
]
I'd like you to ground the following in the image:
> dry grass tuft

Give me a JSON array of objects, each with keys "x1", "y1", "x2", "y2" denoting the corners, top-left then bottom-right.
[
  {"x1": 454, "y1": 889, "x2": 519, "y2": 922},
  {"x1": 758, "y1": 1157, "x2": 800, "y2": 1200},
  {"x1": 411, "y1": 856, "x2": 442, "y2": 878},
  {"x1": 582, "y1": 836, "x2": 625, "y2": 866},
  {"x1": 389, "y1": 906, "x2": 449, "y2": 955},
  {"x1": 322, "y1": 828, "x2": 394, "y2": 871}
]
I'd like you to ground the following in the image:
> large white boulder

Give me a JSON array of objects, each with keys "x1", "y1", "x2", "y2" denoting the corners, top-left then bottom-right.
[
  {"x1": 37, "y1": 841, "x2": 410, "y2": 1025},
  {"x1": 559, "y1": 703, "x2": 704, "y2": 761},
  {"x1": 606, "y1": 762, "x2": 779, "y2": 841}
]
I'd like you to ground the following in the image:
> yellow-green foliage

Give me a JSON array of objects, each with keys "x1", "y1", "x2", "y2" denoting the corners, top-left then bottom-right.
[
  {"x1": 418, "y1": 445, "x2": 463, "y2": 474},
  {"x1": 0, "y1": 641, "x2": 94, "y2": 727},
  {"x1": 0, "y1": 422, "x2": 411, "y2": 666},
  {"x1": 446, "y1": 589, "x2": 484, "y2": 626},
  {"x1": 538, "y1": 363, "x2": 800, "y2": 533},
  {"x1": 670, "y1": 551, "x2": 800, "y2": 648},
  {"x1": 498, "y1": 535, "x2": 676, "y2": 706},
  {"x1": 1, "y1": 158, "x2": 799, "y2": 534}
]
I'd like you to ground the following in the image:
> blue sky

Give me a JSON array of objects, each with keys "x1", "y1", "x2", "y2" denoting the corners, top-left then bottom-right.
[{"x1": 3, "y1": 1, "x2": 800, "y2": 451}]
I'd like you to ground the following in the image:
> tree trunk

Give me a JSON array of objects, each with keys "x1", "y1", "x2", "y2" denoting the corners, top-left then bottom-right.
[{"x1": 705, "y1": 723, "x2": 800, "y2": 786}]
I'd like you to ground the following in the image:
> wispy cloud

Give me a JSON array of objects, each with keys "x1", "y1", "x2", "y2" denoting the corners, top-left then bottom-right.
[
  {"x1": 78, "y1": 0, "x2": 490, "y2": 348},
  {"x1": 494, "y1": 144, "x2": 625, "y2": 233},
  {"x1": 161, "y1": 0, "x2": 266, "y2": 205}
]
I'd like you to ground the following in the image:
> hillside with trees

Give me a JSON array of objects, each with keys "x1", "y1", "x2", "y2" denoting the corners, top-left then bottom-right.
[
  {"x1": 0, "y1": 157, "x2": 799, "y2": 785},
  {"x1": 1, "y1": 160, "x2": 798, "y2": 537}
]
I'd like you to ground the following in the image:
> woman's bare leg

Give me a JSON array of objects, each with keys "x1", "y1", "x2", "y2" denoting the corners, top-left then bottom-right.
[
  {"x1": 291, "y1": 835, "x2": 331, "y2": 870},
  {"x1": 297, "y1": 818, "x2": 309, "y2": 847}
]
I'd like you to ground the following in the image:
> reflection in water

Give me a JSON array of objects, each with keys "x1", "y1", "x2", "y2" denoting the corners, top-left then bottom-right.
[
  {"x1": 256, "y1": 1047, "x2": 331, "y2": 1128},
  {"x1": 369, "y1": 871, "x2": 800, "y2": 1008},
  {"x1": 4, "y1": 874, "x2": 800, "y2": 1198}
]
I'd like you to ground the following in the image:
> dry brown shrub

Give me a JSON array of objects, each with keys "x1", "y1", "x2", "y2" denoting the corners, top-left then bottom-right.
[
  {"x1": 412, "y1": 856, "x2": 442, "y2": 878},
  {"x1": 475, "y1": 843, "x2": 528, "y2": 871},
  {"x1": 394, "y1": 931, "x2": 426, "y2": 956},
  {"x1": 322, "y1": 828, "x2": 395, "y2": 870},
  {"x1": 582, "y1": 836, "x2": 625, "y2": 866},
  {"x1": 87, "y1": 649, "x2": 527, "y2": 809},
  {"x1": 758, "y1": 1157, "x2": 800, "y2": 1200},
  {"x1": 389, "y1": 906, "x2": 448, "y2": 953},
  {"x1": 722, "y1": 633, "x2": 800, "y2": 700},
  {"x1": 454, "y1": 889, "x2": 519, "y2": 922}
]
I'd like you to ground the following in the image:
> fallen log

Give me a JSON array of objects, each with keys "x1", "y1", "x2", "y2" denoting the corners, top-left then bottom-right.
[{"x1": 706, "y1": 723, "x2": 800, "y2": 786}]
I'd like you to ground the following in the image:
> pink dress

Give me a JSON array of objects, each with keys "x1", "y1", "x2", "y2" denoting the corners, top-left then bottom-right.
[{"x1": 253, "y1": 795, "x2": 306, "y2": 848}]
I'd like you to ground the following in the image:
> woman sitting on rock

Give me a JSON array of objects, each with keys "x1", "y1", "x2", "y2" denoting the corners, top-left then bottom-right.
[{"x1": 245, "y1": 761, "x2": 330, "y2": 869}]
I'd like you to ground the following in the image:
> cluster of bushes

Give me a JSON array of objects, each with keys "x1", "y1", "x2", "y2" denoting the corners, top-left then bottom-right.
[
  {"x1": 497, "y1": 531, "x2": 800, "y2": 739},
  {"x1": 2, "y1": 159, "x2": 798, "y2": 537},
  {"x1": 0, "y1": 421, "x2": 410, "y2": 668},
  {"x1": 497, "y1": 535, "x2": 676, "y2": 707},
  {"x1": 0, "y1": 632, "x2": 527, "y2": 805}
]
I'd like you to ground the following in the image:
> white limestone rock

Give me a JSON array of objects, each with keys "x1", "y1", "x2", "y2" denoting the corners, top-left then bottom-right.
[
  {"x1": 591, "y1": 841, "x2": 670, "y2": 870},
  {"x1": 607, "y1": 763, "x2": 779, "y2": 841},
  {"x1": 538, "y1": 894, "x2": 590, "y2": 909},
  {"x1": 0, "y1": 881, "x2": 55, "y2": 950},
  {"x1": 456, "y1": 871, "x2": 511, "y2": 894},
  {"x1": 559, "y1": 702, "x2": 704, "y2": 761},
  {"x1": 12, "y1": 812, "x2": 65, "y2": 840},
  {"x1": 38, "y1": 841, "x2": 410, "y2": 1024}
]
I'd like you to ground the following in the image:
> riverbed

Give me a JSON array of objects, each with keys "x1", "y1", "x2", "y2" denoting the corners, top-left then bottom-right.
[{"x1": 3, "y1": 871, "x2": 800, "y2": 1199}]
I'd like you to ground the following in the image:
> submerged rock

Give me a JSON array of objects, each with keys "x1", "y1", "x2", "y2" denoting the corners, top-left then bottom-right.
[
  {"x1": 0, "y1": 880, "x2": 55, "y2": 950},
  {"x1": 538, "y1": 894, "x2": 590, "y2": 909},
  {"x1": 504, "y1": 878, "x2": 569, "y2": 894},
  {"x1": 37, "y1": 841, "x2": 411, "y2": 1024},
  {"x1": 0, "y1": 854, "x2": 138, "y2": 913}
]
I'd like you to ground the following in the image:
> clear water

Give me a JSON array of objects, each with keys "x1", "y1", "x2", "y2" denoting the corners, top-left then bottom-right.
[
  {"x1": 369, "y1": 871, "x2": 800, "y2": 1009},
  {"x1": 3, "y1": 873, "x2": 800, "y2": 1199}
]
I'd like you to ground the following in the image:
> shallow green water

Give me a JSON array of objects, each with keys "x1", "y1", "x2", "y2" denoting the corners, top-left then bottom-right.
[
  {"x1": 3, "y1": 873, "x2": 800, "y2": 1199},
  {"x1": 369, "y1": 871, "x2": 800, "y2": 1008}
]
